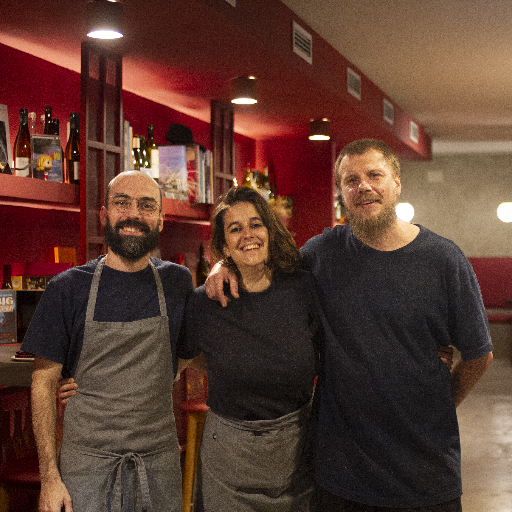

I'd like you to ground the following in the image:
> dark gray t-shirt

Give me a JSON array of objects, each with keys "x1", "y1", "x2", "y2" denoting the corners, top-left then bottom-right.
[
  {"x1": 301, "y1": 224, "x2": 493, "y2": 508},
  {"x1": 183, "y1": 270, "x2": 322, "y2": 421},
  {"x1": 22, "y1": 257, "x2": 193, "y2": 378}
]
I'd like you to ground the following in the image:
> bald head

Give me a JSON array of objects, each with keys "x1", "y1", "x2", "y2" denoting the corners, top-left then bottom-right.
[{"x1": 106, "y1": 171, "x2": 162, "y2": 210}]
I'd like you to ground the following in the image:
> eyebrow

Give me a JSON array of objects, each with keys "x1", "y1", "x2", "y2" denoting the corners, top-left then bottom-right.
[
  {"x1": 226, "y1": 216, "x2": 262, "y2": 229},
  {"x1": 112, "y1": 193, "x2": 158, "y2": 202}
]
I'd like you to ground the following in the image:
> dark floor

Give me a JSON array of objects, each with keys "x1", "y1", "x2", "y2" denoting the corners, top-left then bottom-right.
[{"x1": 457, "y1": 359, "x2": 512, "y2": 512}]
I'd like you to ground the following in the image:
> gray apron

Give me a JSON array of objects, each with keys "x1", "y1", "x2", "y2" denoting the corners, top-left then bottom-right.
[
  {"x1": 59, "y1": 257, "x2": 182, "y2": 512},
  {"x1": 194, "y1": 401, "x2": 314, "y2": 512}
]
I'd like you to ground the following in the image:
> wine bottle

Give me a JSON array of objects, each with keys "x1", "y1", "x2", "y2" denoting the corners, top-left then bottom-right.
[
  {"x1": 242, "y1": 162, "x2": 252, "y2": 188},
  {"x1": 196, "y1": 243, "x2": 210, "y2": 286},
  {"x1": 2, "y1": 265, "x2": 12, "y2": 289},
  {"x1": 28, "y1": 112, "x2": 36, "y2": 135},
  {"x1": 13, "y1": 108, "x2": 32, "y2": 177},
  {"x1": 132, "y1": 136, "x2": 142, "y2": 170},
  {"x1": 65, "y1": 113, "x2": 80, "y2": 186},
  {"x1": 252, "y1": 169, "x2": 260, "y2": 190},
  {"x1": 146, "y1": 124, "x2": 159, "y2": 182},
  {"x1": 261, "y1": 166, "x2": 272, "y2": 202},
  {"x1": 43, "y1": 106, "x2": 52, "y2": 135},
  {"x1": 139, "y1": 135, "x2": 150, "y2": 170},
  {"x1": 52, "y1": 118, "x2": 60, "y2": 136}
]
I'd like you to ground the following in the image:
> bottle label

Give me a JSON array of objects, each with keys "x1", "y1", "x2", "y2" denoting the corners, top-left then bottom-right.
[
  {"x1": 150, "y1": 148, "x2": 159, "y2": 180},
  {"x1": 73, "y1": 161, "x2": 80, "y2": 181},
  {"x1": 15, "y1": 157, "x2": 30, "y2": 177}
]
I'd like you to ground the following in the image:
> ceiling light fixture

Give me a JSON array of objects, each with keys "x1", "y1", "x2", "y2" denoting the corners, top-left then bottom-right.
[
  {"x1": 86, "y1": 0, "x2": 124, "y2": 40},
  {"x1": 231, "y1": 76, "x2": 257, "y2": 105},
  {"x1": 309, "y1": 118, "x2": 330, "y2": 140},
  {"x1": 497, "y1": 202, "x2": 512, "y2": 223}
]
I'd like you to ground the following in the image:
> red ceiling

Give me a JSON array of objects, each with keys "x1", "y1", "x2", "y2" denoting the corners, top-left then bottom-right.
[{"x1": 1, "y1": 0, "x2": 430, "y2": 160}]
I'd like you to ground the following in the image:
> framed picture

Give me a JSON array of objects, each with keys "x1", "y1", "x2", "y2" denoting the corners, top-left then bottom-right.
[{"x1": 0, "y1": 104, "x2": 11, "y2": 165}]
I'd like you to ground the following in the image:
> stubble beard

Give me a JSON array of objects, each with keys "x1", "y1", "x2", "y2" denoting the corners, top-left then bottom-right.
[
  {"x1": 103, "y1": 216, "x2": 160, "y2": 262},
  {"x1": 346, "y1": 196, "x2": 398, "y2": 245}
]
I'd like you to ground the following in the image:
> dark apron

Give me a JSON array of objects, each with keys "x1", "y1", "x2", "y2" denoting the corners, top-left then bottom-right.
[
  {"x1": 194, "y1": 401, "x2": 314, "y2": 512},
  {"x1": 60, "y1": 257, "x2": 181, "y2": 512}
]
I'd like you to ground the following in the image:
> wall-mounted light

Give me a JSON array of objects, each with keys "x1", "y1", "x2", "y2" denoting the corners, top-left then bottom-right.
[
  {"x1": 87, "y1": 0, "x2": 124, "y2": 39},
  {"x1": 231, "y1": 76, "x2": 257, "y2": 104},
  {"x1": 309, "y1": 118, "x2": 330, "y2": 140},
  {"x1": 497, "y1": 202, "x2": 512, "y2": 222},
  {"x1": 396, "y1": 202, "x2": 414, "y2": 222}
]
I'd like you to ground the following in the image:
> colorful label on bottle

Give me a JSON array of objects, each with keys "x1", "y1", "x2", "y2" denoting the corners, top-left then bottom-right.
[
  {"x1": 73, "y1": 161, "x2": 80, "y2": 181},
  {"x1": 15, "y1": 157, "x2": 30, "y2": 177}
]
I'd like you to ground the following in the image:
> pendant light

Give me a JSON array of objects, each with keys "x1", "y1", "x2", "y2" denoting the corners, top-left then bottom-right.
[
  {"x1": 309, "y1": 118, "x2": 330, "y2": 140},
  {"x1": 86, "y1": 0, "x2": 124, "y2": 40},
  {"x1": 231, "y1": 76, "x2": 258, "y2": 105}
]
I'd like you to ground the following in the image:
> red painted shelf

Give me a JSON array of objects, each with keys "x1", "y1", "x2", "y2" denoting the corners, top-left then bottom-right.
[
  {"x1": 162, "y1": 197, "x2": 211, "y2": 223},
  {"x1": 0, "y1": 175, "x2": 211, "y2": 223},
  {"x1": 0, "y1": 174, "x2": 79, "y2": 210}
]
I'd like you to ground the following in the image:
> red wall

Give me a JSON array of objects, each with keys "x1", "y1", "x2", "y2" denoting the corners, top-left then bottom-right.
[
  {"x1": 256, "y1": 137, "x2": 335, "y2": 248},
  {"x1": 0, "y1": 43, "x2": 255, "y2": 269}
]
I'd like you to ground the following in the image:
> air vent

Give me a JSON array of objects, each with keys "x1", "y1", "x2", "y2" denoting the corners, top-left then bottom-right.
[
  {"x1": 383, "y1": 98, "x2": 394, "y2": 125},
  {"x1": 409, "y1": 121, "x2": 419, "y2": 143},
  {"x1": 347, "y1": 68, "x2": 361, "y2": 100},
  {"x1": 292, "y1": 21, "x2": 312, "y2": 64}
]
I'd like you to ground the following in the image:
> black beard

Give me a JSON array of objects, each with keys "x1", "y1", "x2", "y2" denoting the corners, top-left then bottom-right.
[
  {"x1": 103, "y1": 217, "x2": 160, "y2": 262},
  {"x1": 346, "y1": 199, "x2": 398, "y2": 245}
]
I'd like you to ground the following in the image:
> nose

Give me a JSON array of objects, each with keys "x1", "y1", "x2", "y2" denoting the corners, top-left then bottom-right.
[
  {"x1": 125, "y1": 201, "x2": 142, "y2": 217},
  {"x1": 358, "y1": 179, "x2": 372, "y2": 192}
]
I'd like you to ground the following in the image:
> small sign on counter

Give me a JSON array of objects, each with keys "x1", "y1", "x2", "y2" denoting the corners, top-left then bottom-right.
[{"x1": 0, "y1": 290, "x2": 16, "y2": 343}]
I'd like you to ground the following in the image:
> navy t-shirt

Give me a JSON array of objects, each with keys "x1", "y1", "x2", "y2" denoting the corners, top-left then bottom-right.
[
  {"x1": 22, "y1": 257, "x2": 193, "y2": 379},
  {"x1": 183, "y1": 270, "x2": 322, "y2": 421},
  {"x1": 301, "y1": 224, "x2": 493, "y2": 508}
]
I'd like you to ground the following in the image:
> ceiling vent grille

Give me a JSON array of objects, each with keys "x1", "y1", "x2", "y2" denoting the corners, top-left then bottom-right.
[
  {"x1": 409, "y1": 121, "x2": 419, "y2": 143},
  {"x1": 383, "y1": 98, "x2": 394, "y2": 125},
  {"x1": 347, "y1": 68, "x2": 361, "y2": 100},
  {"x1": 292, "y1": 21, "x2": 312, "y2": 64}
]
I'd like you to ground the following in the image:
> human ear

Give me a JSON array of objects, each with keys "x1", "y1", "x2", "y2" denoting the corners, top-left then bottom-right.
[{"x1": 99, "y1": 206, "x2": 107, "y2": 227}]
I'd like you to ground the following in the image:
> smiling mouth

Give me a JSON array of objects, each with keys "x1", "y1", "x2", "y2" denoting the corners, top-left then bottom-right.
[
  {"x1": 241, "y1": 243, "x2": 261, "y2": 251},
  {"x1": 358, "y1": 198, "x2": 380, "y2": 207},
  {"x1": 120, "y1": 226, "x2": 143, "y2": 235}
]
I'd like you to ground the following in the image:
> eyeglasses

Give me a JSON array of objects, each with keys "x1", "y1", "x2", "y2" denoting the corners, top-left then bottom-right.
[{"x1": 110, "y1": 196, "x2": 160, "y2": 215}]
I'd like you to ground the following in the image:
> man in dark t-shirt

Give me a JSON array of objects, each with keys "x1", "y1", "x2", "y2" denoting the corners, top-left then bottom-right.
[
  {"x1": 23, "y1": 171, "x2": 190, "y2": 512},
  {"x1": 206, "y1": 139, "x2": 493, "y2": 512}
]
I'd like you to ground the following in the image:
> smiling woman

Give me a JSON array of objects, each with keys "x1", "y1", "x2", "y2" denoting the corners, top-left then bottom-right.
[
  {"x1": 211, "y1": 187, "x2": 301, "y2": 284},
  {"x1": 180, "y1": 186, "x2": 322, "y2": 511},
  {"x1": 221, "y1": 202, "x2": 270, "y2": 291}
]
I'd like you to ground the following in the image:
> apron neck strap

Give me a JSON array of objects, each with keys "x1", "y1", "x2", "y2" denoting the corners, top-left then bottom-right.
[{"x1": 85, "y1": 257, "x2": 167, "y2": 323}]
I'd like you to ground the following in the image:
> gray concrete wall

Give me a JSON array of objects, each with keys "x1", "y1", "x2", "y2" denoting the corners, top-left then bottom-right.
[{"x1": 400, "y1": 152, "x2": 512, "y2": 257}]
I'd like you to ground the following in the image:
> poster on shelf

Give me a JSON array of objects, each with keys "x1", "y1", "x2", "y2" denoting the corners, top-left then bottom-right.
[
  {"x1": 31, "y1": 134, "x2": 63, "y2": 182},
  {"x1": 158, "y1": 145, "x2": 188, "y2": 200},
  {"x1": 0, "y1": 104, "x2": 10, "y2": 169},
  {"x1": 0, "y1": 290, "x2": 16, "y2": 343}
]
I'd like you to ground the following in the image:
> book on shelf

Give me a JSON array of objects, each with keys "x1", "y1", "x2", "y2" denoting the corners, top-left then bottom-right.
[{"x1": 0, "y1": 290, "x2": 16, "y2": 343}]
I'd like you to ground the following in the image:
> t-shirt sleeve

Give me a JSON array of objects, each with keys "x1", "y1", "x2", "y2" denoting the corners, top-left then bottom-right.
[
  {"x1": 21, "y1": 274, "x2": 73, "y2": 365},
  {"x1": 448, "y1": 252, "x2": 493, "y2": 360}
]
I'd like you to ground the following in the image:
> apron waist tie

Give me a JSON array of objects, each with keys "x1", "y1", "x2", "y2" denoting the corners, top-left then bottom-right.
[{"x1": 104, "y1": 452, "x2": 152, "y2": 512}]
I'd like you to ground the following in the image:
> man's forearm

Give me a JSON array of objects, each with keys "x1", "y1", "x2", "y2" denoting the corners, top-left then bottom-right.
[
  {"x1": 31, "y1": 358, "x2": 61, "y2": 479},
  {"x1": 451, "y1": 351, "x2": 493, "y2": 407}
]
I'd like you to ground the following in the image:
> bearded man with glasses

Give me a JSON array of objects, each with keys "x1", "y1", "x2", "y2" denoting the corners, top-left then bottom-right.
[{"x1": 23, "y1": 171, "x2": 191, "y2": 512}]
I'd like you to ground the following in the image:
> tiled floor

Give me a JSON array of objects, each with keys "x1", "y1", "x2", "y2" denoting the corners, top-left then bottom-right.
[{"x1": 457, "y1": 359, "x2": 512, "y2": 512}]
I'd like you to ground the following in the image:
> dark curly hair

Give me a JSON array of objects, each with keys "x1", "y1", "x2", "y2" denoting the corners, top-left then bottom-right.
[{"x1": 211, "y1": 187, "x2": 301, "y2": 276}]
